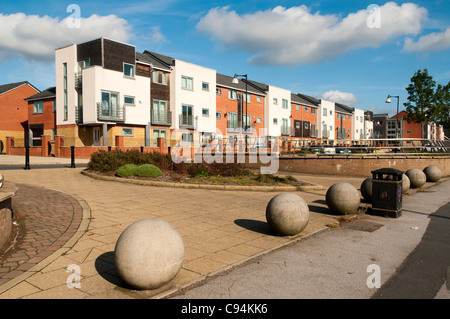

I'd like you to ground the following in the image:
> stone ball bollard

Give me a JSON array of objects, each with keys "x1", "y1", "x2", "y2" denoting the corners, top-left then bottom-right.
[
  {"x1": 402, "y1": 174, "x2": 410, "y2": 193},
  {"x1": 405, "y1": 168, "x2": 426, "y2": 188},
  {"x1": 0, "y1": 172, "x2": 3, "y2": 188},
  {"x1": 423, "y1": 165, "x2": 442, "y2": 182},
  {"x1": 360, "y1": 177, "x2": 373, "y2": 202},
  {"x1": 326, "y1": 182, "x2": 360, "y2": 215},
  {"x1": 265, "y1": 192, "x2": 310, "y2": 236},
  {"x1": 114, "y1": 218, "x2": 184, "y2": 290}
]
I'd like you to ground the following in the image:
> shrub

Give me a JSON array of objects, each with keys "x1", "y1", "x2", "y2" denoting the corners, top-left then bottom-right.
[
  {"x1": 116, "y1": 164, "x2": 139, "y2": 177},
  {"x1": 135, "y1": 164, "x2": 163, "y2": 178}
]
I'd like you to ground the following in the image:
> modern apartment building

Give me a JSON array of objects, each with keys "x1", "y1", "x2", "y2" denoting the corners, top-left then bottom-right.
[
  {"x1": 55, "y1": 38, "x2": 152, "y2": 148},
  {"x1": 290, "y1": 93, "x2": 319, "y2": 139}
]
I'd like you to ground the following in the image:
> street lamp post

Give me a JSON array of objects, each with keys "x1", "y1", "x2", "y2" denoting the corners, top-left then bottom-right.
[
  {"x1": 232, "y1": 73, "x2": 248, "y2": 152},
  {"x1": 385, "y1": 94, "x2": 400, "y2": 151}
]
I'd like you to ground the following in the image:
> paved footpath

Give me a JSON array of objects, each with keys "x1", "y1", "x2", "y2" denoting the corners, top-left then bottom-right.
[{"x1": 0, "y1": 162, "x2": 447, "y2": 299}]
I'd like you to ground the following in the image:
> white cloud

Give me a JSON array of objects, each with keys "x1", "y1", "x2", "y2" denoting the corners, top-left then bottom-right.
[
  {"x1": 322, "y1": 90, "x2": 359, "y2": 106},
  {"x1": 0, "y1": 13, "x2": 132, "y2": 62},
  {"x1": 196, "y1": 2, "x2": 427, "y2": 65},
  {"x1": 403, "y1": 27, "x2": 450, "y2": 52},
  {"x1": 148, "y1": 26, "x2": 169, "y2": 44}
]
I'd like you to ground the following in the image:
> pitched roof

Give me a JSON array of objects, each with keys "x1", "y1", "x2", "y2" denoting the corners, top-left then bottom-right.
[
  {"x1": 296, "y1": 93, "x2": 320, "y2": 106},
  {"x1": 141, "y1": 51, "x2": 174, "y2": 70},
  {"x1": 25, "y1": 87, "x2": 56, "y2": 101},
  {"x1": 137, "y1": 52, "x2": 172, "y2": 71},
  {"x1": 0, "y1": 81, "x2": 39, "y2": 96},
  {"x1": 335, "y1": 102, "x2": 354, "y2": 114},
  {"x1": 216, "y1": 73, "x2": 266, "y2": 95},
  {"x1": 291, "y1": 93, "x2": 317, "y2": 107}
]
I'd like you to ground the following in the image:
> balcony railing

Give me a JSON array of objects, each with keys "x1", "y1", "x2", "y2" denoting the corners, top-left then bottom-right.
[
  {"x1": 97, "y1": 103, "x2": 125, "y2": 122},
  {"x1": 75, "y1": 73, "x2": 82, "y2": 89},
  {"x1": 151, "y1": 110, "x2": 172, "y2": 126},
  {"x1": 322, "y1": 130, "x2": 329, "y2": 139},
  {"x1": 281, "y1": 126, "x2": 292, "y2": 136},
  {"x1": 311, "y1": 129, "x2": 318, "y2": 138},
  {"x1": 179, "y1": 114, "x2": 196, "y2": 130},
  {"x1": 75, "y1": 105, "x2": 83, "y2": 123}
]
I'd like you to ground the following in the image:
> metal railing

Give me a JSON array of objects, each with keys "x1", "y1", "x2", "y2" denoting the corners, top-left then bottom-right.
[
  {"x1": 75, "y1": 73, "x2": 82, "y2": 89},
  {"x1": 75, "y1": 105, "x2": 83, "y2": 123},
  {"x1": 179, "y1": 114, "x2": 196, "y2": 130},
  {"x1": 97, "y1": 103, "x2": 125, "y2": 122},
  {"x1": 151, "y1": 110, "x2": 172, "y2": 126}
]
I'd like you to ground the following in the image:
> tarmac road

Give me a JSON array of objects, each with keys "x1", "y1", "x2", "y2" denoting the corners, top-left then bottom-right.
[{"x1": 169, "y1": 179, "x2": 450, "y2": 299}]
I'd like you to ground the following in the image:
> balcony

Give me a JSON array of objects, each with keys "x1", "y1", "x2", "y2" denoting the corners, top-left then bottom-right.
[
  {"x1": 75, "y1": 73, "x2": 82, "y2": 89},
  {"x1": 97, "y1": 103, "x2": 125, "y2": 122},
  {"x1": 75, "y1": 105, "x2": 83, "y2": 123},
  {"x1": 311, "y1": 129, "x2": 318, "y2": 138},
  {"x1": 179, "y1": 114, "x2": 197, "y2": 130},
  {"x1": 151, "y1": 110, "x2": 172, "y2": 126},
  {"x1": 322, "y1": 130, "x2": 329, "y2": 139},
  {"x1": 281, "y1": 126, "x2": 292, "y2": 136},
  {"x1": 227, "y1": 120, "x2": 242, "y2": 133}
]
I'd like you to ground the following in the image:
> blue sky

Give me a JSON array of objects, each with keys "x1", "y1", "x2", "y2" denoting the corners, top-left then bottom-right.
[{"x1": 1, "y1": 0, "x2": 449, "y2": 116}]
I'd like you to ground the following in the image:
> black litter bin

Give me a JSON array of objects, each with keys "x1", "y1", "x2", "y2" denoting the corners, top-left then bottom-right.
[{"x1": 369, "y1": 168, "x2": 403, "y2": 218}]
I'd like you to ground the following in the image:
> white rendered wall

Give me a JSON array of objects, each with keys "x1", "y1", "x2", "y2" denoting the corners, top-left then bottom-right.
[
  {"x1": 55, "y1": 44, "x2": 77, "y2": 126},
  {"x1": 318, "y1": 99, "x2": 335, "y2": 140},
  {"x1": 352, "y1": 108, "x2": 365, "y2": 140},
  {"x1": 264, "y1": 85, "x2": 291, "y2": 137}
]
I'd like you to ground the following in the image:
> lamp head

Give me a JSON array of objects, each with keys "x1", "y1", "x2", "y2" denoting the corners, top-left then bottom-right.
[
  {"x1": 232, "y1": 74, "x2": 239, "y2": 84},
  {"x1": 385, "y1": 95, "x2": 391, "y2": 103}
]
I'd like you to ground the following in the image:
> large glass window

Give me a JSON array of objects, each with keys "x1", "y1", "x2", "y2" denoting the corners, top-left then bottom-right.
[
  {"x1": 101, "y1": 91, "x2": 119, "y2": 117},
  {"x1": 228, "y1": 89, "x2": 238, "y2": 100},
  {"x1": 153, "y1": 129, "x2": 167, "y2": 147},
  {"x1": 182, "y1": 105, "x2": 193, "y2": 125},
  {"x1": 153, "y1": 100, "x2": 167, "y2": 122},
  {"x1": 63, "y1": 63, "x2": 68, "y2": 121}
]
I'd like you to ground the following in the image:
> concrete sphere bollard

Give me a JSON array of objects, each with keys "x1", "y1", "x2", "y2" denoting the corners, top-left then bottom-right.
[
  {"x1": 114, "y1": 218, "x2": 184, "y2": 290},
  {"x1": 423, "y1": 165, "x2": 441, "y2": 182},
  {"x1": 265, "y1": 192, "x2": 310, "y2": 236},
  {"x1": 405, "y1": 168, "x2": 426, "y2": 188},
  {"x1": 360, "y1": 177, "x2": 373, "y2": 202},
  {"x1": 402, "y1": 174, "x2": 410, "y2": 193},
  {"x1": 0, "y1": 172, "x2": 3, "y2": 188},
  {"x1": 326, "y1": 182, "x2": 360, "y2": 215}
]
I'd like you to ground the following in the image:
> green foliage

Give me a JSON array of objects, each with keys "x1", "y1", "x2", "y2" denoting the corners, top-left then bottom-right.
[
  {"x1": 135, "y1": 164, "x2": 163, "y2": 178},
  {"x1": 404, "y1": 69, "x2": 450, "y2": 129},
  {"x1": 116, "y1": 164, "x2": 138, "y2": 177}
]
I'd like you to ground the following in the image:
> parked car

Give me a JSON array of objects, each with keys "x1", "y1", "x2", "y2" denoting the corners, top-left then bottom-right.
[
  {"x1": 321, "y1": 145, "x2": 336, "y2": 154},
  {"x1": 353, "y1": 144, "x2": 371, "y2": 153},
  {"x1": 308, "y1": 146, "x2": 322, "y2": 154},
  {"x1": 335, "y1": 147, "x2": 351, "y2": 154}
]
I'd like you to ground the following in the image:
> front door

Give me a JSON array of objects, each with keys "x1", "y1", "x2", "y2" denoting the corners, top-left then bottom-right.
[{"x1": 93, "y1": 127, "x2": 101, "y2": 146}]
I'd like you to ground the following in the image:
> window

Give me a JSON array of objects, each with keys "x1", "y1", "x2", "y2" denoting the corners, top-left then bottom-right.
[
  {"x1": 323, "y1": 108, "x2": 327, "y2": 116},
  {"x1": 257, "y1": 96, "x2": 262, "y2": 103},
  {"x1": 273, "y1": 98, "x2": 278, "y2": 105},
  {"x1": 337, "y1": 113, "x2": 340, "y2": 119},
  {"x1": 124, "y1": 96, "x2": 135, "y2": 105},
  {"x1": 216, "y1": 112, "x2": 221, "y2": 119},
  {"x1": 202, "y1": 82, "x2": 209, "y2": 91},
  {"x1": 305, "y1": 106, "x2": 308, "y2": 112},
  {"x1": 181, "y1": 105, "x2": 193, "y2": 126},
  {"x1": 33, "y1": 101, "x2": 43, "y2": 114},
  {"x1": 202, "y1": 108, "x2": 209, "y2": 117},
  {"x1": 63, "y1": 63, "x2": 68, "y2": 121},
  {"x1": 228, "y1": 89, "x2": 238, "y2": 100},
  {"x1": 256, "y1": 117, "x2": 262, "y2": 124},
  {"x1": 53, "y1": 99, "x2": 56, "y2": 112},
  {"x1": 216, "y1": 88, "x2": 222, "y2": 95},
  {"x1": 244, "y1": 93, "x2": 251, "y2": 103},
  {"x1": 311, "y1": 108, "x2": 316, "y2": 115},
  {"x1": 122, "y1": 127, "x2": 133, "y2": 136},
  {"x1": 181, "y1": 132, "x2": 193, "y2": 145},
  {"x1": 295, "y1": 122, "x2": 300, "y2": 129},
  {"x1": 152, "y1": 70, "x2": 167, "y2": 84},
  {"x1": 228, "y1": 112, "x2": 238, "y2": 129},
  {"x1": 282, "y1": 99, "x2": 288, "y2": 108},
  {"x1": 304, "y1": 123, "x2": 309, "y2": 129},
  {"x1": 101, "y1": 91, "x2": 119, "y2": 118},
  {"x1": 153, "y1": 100, "x2": 167, "y2": 122},
  {"x1": 181, "y1": 76, "x2": 193, "y2": 90},
  {"x1": 30, "y1": 125, "x2": 43, "y2": 146},
  {"x1": 273, "y1": 118, "x2": 278, "y2": 125},
  {"x1": 296, "y1": 104, "x2": 299, "y2": 111},
  {"x1": 153, "y1": 129, "x2": 167, "y2": 147},
  {"x1": 406, "y1": 130, "x2": 411, "y2": 134},
  {"x1": 124, "y1": 63, "x2": 135, "y2": 78},
  {"x1": 77, "y1": 59, "x2": 90, "y2": 73},
  {"x1": 329, "y1": 110, "x2": 332, "y2": 115}
]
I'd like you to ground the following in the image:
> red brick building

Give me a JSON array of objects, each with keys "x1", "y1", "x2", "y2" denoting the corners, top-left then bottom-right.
[{"x1": 0, "y1": 81, "x2": 39, "y2": 152}]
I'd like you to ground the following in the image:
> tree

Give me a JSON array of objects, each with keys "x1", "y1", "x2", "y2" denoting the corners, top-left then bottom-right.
[
  {"x1": 435, "y1": 82, "x2": 450, "y2": 129},
  {"x1": 403, "y1": 69, "x2": 450, "y2": 136}
]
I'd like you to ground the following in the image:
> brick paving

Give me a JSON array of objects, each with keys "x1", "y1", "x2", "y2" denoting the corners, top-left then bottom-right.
[{"x1": 0, "y1": 184, "x2": 83, "y2": 286}]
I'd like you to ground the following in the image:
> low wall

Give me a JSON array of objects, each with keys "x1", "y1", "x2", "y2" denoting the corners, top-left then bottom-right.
[
  {"x1": 0, "y1": 181, "x2": 18, "y2": 251},
  {"x1": 276, "y1": 154, "x2": 450, "y2": 177}
]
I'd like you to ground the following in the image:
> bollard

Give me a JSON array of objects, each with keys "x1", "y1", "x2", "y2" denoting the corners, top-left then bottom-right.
[
  {"x1": 140, "y1": 146, "x2": 144, "y2": 153},
  {"x1": 25, "y1": 146, "x2": 30, "y2": 170},
  {"x1": 108, "y1": 146, "x2": 111, "y2": 152},
  {"x1": 70, "y1": 146, "x2": 76, "y2": 168}
]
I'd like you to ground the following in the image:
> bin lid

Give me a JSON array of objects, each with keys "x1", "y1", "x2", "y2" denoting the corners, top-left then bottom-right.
[{"x1": 371, "y1": 168, "x2": 404, "y2": 176}]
